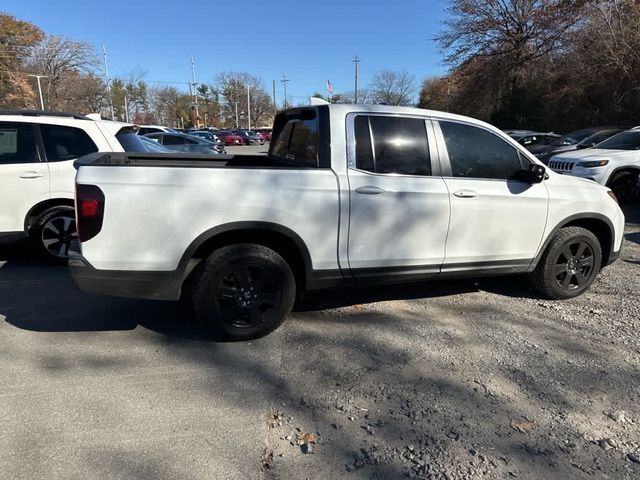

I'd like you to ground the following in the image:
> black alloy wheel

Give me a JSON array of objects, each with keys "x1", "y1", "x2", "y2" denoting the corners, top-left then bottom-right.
[
  {"x1": 189, "y1": 244, "x2": 296, "y2": 340},
  {"x1": 213, "y1": 261, "x2": 283, "y2": 330},
  {"x1": 529, "y1": 226, "x2": 602, "y2": 299},
  {"x1": 552, "y1": 240, "x2": 595, "y2": 292}
]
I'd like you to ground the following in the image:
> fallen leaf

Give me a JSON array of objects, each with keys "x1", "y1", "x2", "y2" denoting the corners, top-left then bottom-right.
[
  {"x1": 296, "y1": 432, "x2": 317, "y2": 445},
  {"x1": 510, "y1": 420, "x2": 536, "y2": 433}
]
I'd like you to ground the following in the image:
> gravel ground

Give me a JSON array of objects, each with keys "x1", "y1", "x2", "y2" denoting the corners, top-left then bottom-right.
[
  {"x1": 0, "y1": 202, "x2": 638, "y2": 480},
  {"x1": 261, "y1": 204, "x2": 640, "y2": 480}
]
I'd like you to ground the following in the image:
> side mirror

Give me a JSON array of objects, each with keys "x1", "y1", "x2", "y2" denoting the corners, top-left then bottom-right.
[
  {"x1": 513, "y1": 163, "x2": 546, "y2": 183},
  {"x1": 526, "y1": 163, "x2": 546, "y2": 183}
]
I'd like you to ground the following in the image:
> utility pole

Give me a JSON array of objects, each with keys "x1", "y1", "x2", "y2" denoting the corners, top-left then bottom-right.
[
  {"x1": 281, "y1": 74, "x2": 290, "y2": 109},
  {"x1": 247, "y1": 85, "x2": 251, "y2": 130},
  {"x1": 190, "y1": 55, "x2": 199, "y2": 128},
  {"x1": 272, "y1": 79, "x2": 277, "y2": 117},
  {"x1": 28, "y1": 75, "x2": 47, "y2": 110},
  {"x1": 235, "y1": 101, "x2": 239, "y2": 128},
  {"x1": 353, "y1": 54, "x2": 360, "y2": 104},
  {"x1": 123, "y1": 94, "x2": 129, "y2": 123},
  {"x1": 102, "y1": 44, "x2": 115, "y2": 119}
]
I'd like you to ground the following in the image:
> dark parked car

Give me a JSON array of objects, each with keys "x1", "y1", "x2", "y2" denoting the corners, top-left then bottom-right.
[
  {"x1": 509, "y1": 132, "x2": 561, "y2": 155},
  {"x1": 235, "y1": 130, "x2": 265, "y2": 145},
  {"x1": 144, "y1": 132, "x2": 223, "y2": 155},
  {"x1": 537, "y1": 127, "x2": 628, "y2": 164},
  {"x1": 117, "y1": 132, "x2": 175, "y2": 153}
]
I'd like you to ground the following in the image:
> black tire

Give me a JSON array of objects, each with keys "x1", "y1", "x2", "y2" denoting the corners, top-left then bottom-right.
[
  {"x1": 529, "y1": 226, "x2": 602, "y2": 299},
  {"x1": 189, "y1": 244, "x2": 296, "y2": 340},
  {"x1": 29, "y1": 206, "x2": 77, "y2": 263},
  {"x1": 607, "y1": 171, "x2": 639, "y2": 205}
]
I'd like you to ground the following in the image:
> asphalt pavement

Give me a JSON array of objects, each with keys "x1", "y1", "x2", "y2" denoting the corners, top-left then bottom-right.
[{"x1": 1, "y1": 205, "x2": 639, "y2": 480}]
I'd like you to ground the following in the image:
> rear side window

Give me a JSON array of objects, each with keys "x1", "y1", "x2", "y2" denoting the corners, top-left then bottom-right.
[
  {"x1": 40, "y1": 125, "x2": 98, "y2": 162},
  {"x1": 0, "y1": 122, "x2": 39, "y2": 164},
  {"x1": 162, "y1": 135, "x2": 186, "y2": 145},
  {"x1": 440, "y1": 121, "x2": 524, "y2": 180},
  {"x1": 271, "y1": 114, "x2": 319, "y2": 167},
  {"x1": 354, "y1": 115, "x2": 431, "y2": 175}
]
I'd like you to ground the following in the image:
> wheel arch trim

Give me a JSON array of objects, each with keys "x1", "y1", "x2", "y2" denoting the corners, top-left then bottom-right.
[
  {"x1": 529, "y1": 212, "x2": 616, "y2": 270},
  {"x1": 176, "y1": 221, "x2": 321, "y2": 288},
  {"x1": 24, "y1": 198, "x2": 75, "y2": 233}
]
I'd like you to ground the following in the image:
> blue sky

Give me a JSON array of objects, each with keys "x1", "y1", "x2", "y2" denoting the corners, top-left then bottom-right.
[{"x1": 3, "y1": 0, "x2": 449, "y2": 103}]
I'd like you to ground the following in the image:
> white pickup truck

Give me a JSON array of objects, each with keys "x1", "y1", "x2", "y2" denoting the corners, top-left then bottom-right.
[{"x1": 70, "y1": 104, "x2": 625, "y2": 339}]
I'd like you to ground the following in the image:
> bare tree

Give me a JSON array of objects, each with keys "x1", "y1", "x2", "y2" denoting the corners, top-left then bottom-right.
[
  {"x1": 437, "y1": 0, "x2": 586, "y2": 85},
  {"x1": 215, "y1": 72, "x2": 273, "y2": 128},
  {"x1": 27, "y1": 35, "x2": 98, "y2": 110},
  {"x1": 55, "y1": 73, "x2": 106, "y2": 113},
  {"x1": 369, "y1": 70, "x2": 415, "y2": 106}
]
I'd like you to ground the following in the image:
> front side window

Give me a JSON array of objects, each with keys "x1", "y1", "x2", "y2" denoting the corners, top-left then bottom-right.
[
  {"x1": 440, "y1": 121, "x2": 524, "y2": 180},
  {"x1": 40, "y1": 124, "x2": 98, "y2": 162},
  {"x1": 0, "y1": 122, "x2": 39, "y2": 164},
  {"x1": 354, "y1": 115, "x2": 431, "y2": 175}
]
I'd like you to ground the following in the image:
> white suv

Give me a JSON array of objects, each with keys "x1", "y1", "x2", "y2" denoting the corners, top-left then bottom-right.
[
  {"x1": 0, "y1": 110, "x2": 130, "y2": 261},
  {"x1": 548, "y1": 128, "x2": 640, "y2": 202}
]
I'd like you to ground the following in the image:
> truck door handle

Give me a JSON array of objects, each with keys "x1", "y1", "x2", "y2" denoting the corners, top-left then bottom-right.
[
  {"x1": 355, "y1": 186, "x2": 385, "y2": 195},
  {"x1": 19, "y1": 171, "x2": 44, "y2": 179},
  {"x1": 453, "y1": 189, "x2": 477, "y2": 198}
]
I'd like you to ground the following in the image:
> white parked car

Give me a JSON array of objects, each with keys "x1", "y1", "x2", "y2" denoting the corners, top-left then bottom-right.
[
  {"x1": 0, "y1": 110, "x2": 132, "y2": 261},
  {"x1": 136, "y1": 125, "x2": 177, "y2": 136},
  {"x1": 548, "y1": 128, "x2": 640, "y2": 202},
  {"x1": 70, "y1": 104, "x2": 624, "y2": 339}
]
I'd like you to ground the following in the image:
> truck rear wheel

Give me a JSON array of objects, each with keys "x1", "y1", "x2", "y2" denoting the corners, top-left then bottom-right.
[
  {"x1": 529, "y1": 227, "x2": 601, "y2": 299},
  {"x1": 190, "y1": 244, "x2": 296, "y2": 340}
]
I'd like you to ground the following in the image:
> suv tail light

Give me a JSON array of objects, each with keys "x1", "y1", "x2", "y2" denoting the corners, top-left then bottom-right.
[{"x1": 75, "y1": 184, "x2": 105, "y2": 242}]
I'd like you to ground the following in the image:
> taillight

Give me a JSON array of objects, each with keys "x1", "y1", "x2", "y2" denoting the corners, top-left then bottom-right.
[{"x1": 75, "y1": 184, "x2": 105, "y2": 242}]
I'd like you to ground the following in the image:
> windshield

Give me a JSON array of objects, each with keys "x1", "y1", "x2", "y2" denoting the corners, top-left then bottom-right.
[
  {"x1": 117, "y1": 132, "x2": 172, "y2": 152},
  {"x1": 551, "y1": 129, "x2": 596, "y2": 146},
  {"x1": 596, "y1": 131, "x2": 640, "y2": 150}
]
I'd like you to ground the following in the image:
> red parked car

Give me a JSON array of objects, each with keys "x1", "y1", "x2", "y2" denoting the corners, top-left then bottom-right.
[
  {"x1": 255, "y1": 128, "x2": 272, "y2": 141},
  {"x1": 216, "y1": 131, "x2": 244, "y2": 146}
]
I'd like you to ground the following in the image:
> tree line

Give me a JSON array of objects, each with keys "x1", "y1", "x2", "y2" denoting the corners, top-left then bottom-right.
[
  {"x1": 0, "y1": 12, "x2": 422, "y2": 127},
  {"x1": 419, "y1": 0, "x2": 640, "y2": 132}
]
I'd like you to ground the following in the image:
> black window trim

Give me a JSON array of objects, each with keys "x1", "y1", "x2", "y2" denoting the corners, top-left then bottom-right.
[
  {"x1": 433, "y1": 117, "x2": 534, "y2": 182},
  {"x1": 346, "y1": 112, "x2": 442, "y2": 178}
]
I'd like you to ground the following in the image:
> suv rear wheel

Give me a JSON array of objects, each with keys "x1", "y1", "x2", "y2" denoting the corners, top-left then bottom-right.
[
  {"x1": 189, "y1": 244, "x2": 296, "y2": 340},
  {"x1": 529, "y1": 227, "x2": 602, "y2": 299},
  {"x1": 29, "y1": 206, "x2": 77, "y2": 263}
]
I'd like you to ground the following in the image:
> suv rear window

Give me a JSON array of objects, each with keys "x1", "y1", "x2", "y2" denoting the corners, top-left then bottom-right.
[
  {"x1": 0, "y1": 122, "x2": 39, "y2": 164},
  {"x1": 40, "y1": 124, "x2": 98, "y2": 161}
]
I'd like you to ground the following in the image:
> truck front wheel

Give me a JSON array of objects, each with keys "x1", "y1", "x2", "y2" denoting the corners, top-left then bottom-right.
[
  {"x1": 189, "y1": 244, "x2": 296, "y2": 340},
  {"x1": 529, "y1": 227, "x2": 602, "y2": 299}
]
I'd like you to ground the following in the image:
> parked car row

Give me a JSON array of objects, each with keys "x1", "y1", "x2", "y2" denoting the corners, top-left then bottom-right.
[
  {"x1": 506, "y1": 126, "x2": 640, "y2": 202},
  {"x1": 137, "y1": 125, "x2": 273, "y2": 146}
]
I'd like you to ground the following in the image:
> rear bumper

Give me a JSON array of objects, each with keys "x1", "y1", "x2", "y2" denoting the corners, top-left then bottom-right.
[{"x1": 68, "y1": 252, "x2": 182, "y2": 301}]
